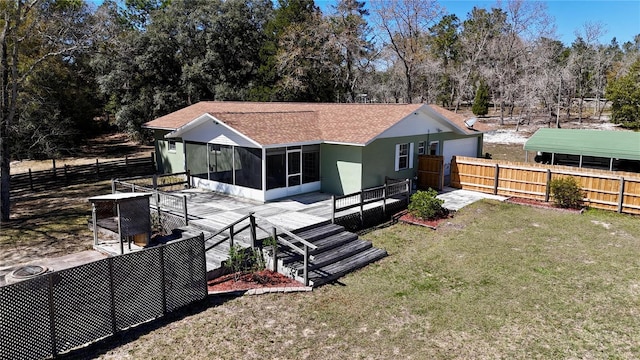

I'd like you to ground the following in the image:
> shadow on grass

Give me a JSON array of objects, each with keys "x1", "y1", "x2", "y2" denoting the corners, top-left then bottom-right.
[{"x1": 57, "y1": 293, "x2": 243, "y2": 360}]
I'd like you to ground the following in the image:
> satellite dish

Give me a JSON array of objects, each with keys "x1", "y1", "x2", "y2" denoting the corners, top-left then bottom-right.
[{"x1": 464, "y1": 117, "x2": 477, "y2": 129}]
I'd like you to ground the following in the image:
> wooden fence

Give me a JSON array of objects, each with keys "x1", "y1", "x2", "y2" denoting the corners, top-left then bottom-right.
[
  {"x1": 451, "y1": 156, "x2": 640, "y2": 215},
  {"x1": 9, "y1": 154, "x2": 156, "y2": 193}
]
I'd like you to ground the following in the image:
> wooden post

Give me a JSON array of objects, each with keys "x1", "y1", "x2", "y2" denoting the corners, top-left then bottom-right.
[
  {"x1": 229, "y1": 224, "x2": 234, "y2": 248},
  {"x1": 331, "y1": 195, "x2": 336, "y2": 224},
  {"x1": 52, "y1": 159, "x2": 56, "y2": 178},
  {"x1": 96, "y1": 159, "x2": 100, "y2": 180},
  {"x1": 92, "y1": 202, "x2": 98, "y2": 245},
  {"x1": 272, "y1": 227, "x2": 278, "y2": 272},
  {"x1": 28, "y1": 169, "x2": 33, "y2": 191},
  {"x1": 150, "y1": 152, "x2": 156, "y2": 171},
  {"x1": 186, "y1": 170, "x2": 191, "y2": 189},
  {"x1": 249, "y1": 213, "x2": 256, "y2": 248},
  {"x1": 618, "y1": 177, "x2": 625, "y2": 213},
  {"x1": 152, "y1": 174, "x2": 158, "y2": 190},
  {"x1": 64, "y1": 165, "x2": 69, "y2": 185},
  {"x1": 544, "y1": 169, "x2": 552, "y2": 202},
  {"x1": 493, "y1": 163, "x2": 500, "y2": 195},
  {"x1": 359, "y1": 189, "x2": 364, "y2": 226},
  {"x1": 111, "y1": 179, "x2": 116, "y2": 194},
  {"x1": 183, "y1": 195, "x2": 188, "y2": 226},
  {"x1": 382, "y1": 183, "x2": 387, "y2": 217},
  {"x1": 125, "y1": 155, "x2": 130, "y2": 176},
  {"x1": 303, "y1": 245, "x2": 309, "y2": 286}
]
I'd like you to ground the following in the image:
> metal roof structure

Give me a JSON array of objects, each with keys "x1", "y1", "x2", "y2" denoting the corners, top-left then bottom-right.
[{"x1": 524, "y1": 128, "x2": 640, "y2": 161}]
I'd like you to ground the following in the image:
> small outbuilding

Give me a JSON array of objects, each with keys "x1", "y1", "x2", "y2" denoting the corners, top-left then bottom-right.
[{"x1": 524, "y1": 128, "x2": 640, "y2": 172}]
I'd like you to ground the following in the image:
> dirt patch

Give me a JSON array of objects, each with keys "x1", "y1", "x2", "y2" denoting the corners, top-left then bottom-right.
[{"x1": 207, "y1": 270, "x2": 304, "y2": 292}]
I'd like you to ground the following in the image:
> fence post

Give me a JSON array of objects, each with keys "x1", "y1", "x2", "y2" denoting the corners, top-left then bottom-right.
[
  {"x1": 618, "y1": 177, "x2": 625, "y2": 213},
  {"x1": 64, "y1": 164, "x2": 69, "y2": 185},
  {"x1": 331, "y1": 195, "x2": 336, "y2": 224},
  {"x1": 28, "y1": 169, "x2": 33, "y2": 191},
  {"x1": 48, "y1": 273, "x2": 58, "y2": 358},
  {"x1": 186, "y1": 170, "x2": 191, "y2": 189},
  {"x1": 96, "y1": 159, "x2": 100, "y2": 180},
  {"x1": 493, "y1": 163, "x2": 500, "y2": 195},
  {"x1": 125, "y1": 155, "x2": 129, "y2": 176},
  {"x1": 150, "y1": 152, "x2": 156, "y2": 171},
  {"x1": 92, "y1": 202, "x2": 99, "y2": 245},
  {"x1": 155, "y1": 189, "x2": 161, "y2": 230},
  {"x1": 52, "y1": 158, "x2": 56, "y2": 178},
  {"x1": 111, "y1": 179, "x2": 116, "y2": 194},
  {"x1": 544, "y1": 169, "x2": 552, "y2": 202},
  {"x1": 249, "y1": 212, "x2": 256, "y2": 248},
  {"x1": 152, "y1": 174, "x2": 158, "y2": 190},
  {"x1": 272, "y1": 227, "x2": 278, "y2": 272},
  {"x1": 183, "y1": 195, "x2": 188, "y2": 226},
  {"x1": 229, "y1": 225, "x2": 234, "y2": 248}
]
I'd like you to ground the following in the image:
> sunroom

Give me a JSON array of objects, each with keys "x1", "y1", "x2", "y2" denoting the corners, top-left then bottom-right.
[{"x1": 164, "y1": 112, "x2": 322, "y2": 202}]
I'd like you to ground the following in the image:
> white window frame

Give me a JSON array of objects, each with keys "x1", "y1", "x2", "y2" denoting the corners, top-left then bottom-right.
[
  {"x1": 394, "y1": 143, "x2": 414, "y2": 171},
  {"x1": 168, "y1": 140, "x2": 177, "y2": 153},
  {"x1": 418, "y1": 141, "x2": 426, "y2": 155}
]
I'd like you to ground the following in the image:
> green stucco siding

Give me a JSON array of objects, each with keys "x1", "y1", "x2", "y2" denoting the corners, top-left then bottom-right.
[
  {"x1": 154, "y1": 130, "x2": 184, "y2": 174},
  {"x1": 320, "y1": 144, "x2": 362, "y2": 195}
]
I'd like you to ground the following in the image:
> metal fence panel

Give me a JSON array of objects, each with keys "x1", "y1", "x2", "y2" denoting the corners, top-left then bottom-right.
[
  {"x1": 164, "y1": 236, "x2": 207, "y2": 313},
  {"x1": 52, "y1": 259, "x2": 113, "y2": 354},
  {"x1": 112, "y1": 248, "x2": 164, "y2": 330},
  {"x1": 0, "y1": 276, "x2": 52, "y2": 360}
]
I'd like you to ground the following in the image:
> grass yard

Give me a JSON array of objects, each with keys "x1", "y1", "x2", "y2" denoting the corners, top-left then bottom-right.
[{"x1": 80, "y1": 200, "x2": 640, "y2": 360}]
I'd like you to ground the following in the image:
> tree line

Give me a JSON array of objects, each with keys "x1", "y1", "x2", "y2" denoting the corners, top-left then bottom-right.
[{"x1": 1, "y1": 0, "x2": 639, "y2": 221}]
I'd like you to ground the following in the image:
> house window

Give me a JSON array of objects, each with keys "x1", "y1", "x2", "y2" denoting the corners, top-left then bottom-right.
[
  {"x1": 168, "y1": 140, "x2": 176, "y2": 153},
  {"x1": 429, "y1": 141, "x2": 439, "y2": 155},
  {"x1": 395, "y1": 143, "x2": 415, "y2": 171},
  {"x1": 418, "y1": 141, "x2": 426, "y2": 155}
]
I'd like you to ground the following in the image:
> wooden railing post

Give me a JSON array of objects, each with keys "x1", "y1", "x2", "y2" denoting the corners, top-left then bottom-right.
[
  {"x1": 493, "y1": 163, "x2": 500, "y2": 195},
  {"x1": 111, "y1": 179, "x2": 116, "y2": 194},
  {"x1": 186, "y1": 170, "x2": 191, "y2": 189},
  {"x1": 544, "y1": 169, "x2": 552, "y2": 202},
  {"x1": 331, "y1": 195, "x2": 336, "y2": 224},
  {"x1": 152, "y1": 174, "x2": 158, "y2": 190},
  {"x1": 183, "y1": 195, "x2": 188, "y2": 226},
  {"x1": 382, "y1": 183, "x2": 387, "y2": 217},
  {"x1": 249, "y1": 213, "x2": 256, "y2": 248},
  {"x1": 303, "y1": 245, "x2": 309, "y2": 286},
  {"x1": 271, "y1": 227, "x2": 278, "y2": 272},
  {"x1": 359, "y1": 189, "x2": 364, "y2": 226},
  {"x1": 618, "y1": 177, "x2": 625, "y2": 213}
]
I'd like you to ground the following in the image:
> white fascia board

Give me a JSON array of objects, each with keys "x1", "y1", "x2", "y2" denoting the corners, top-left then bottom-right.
[{"x1": 322, "y1": 140, "x2": 365, "y2": 147}]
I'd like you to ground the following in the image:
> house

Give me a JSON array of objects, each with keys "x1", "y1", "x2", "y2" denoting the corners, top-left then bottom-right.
[
  {"x1": 525, "y1": 128, "x2": 640, "y2": 172},
  {"x1": 143, "y1": 102, "x2": 485, "y2": 202}
]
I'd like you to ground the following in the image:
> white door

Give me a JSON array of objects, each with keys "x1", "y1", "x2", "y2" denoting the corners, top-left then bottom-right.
[
  {"x1": 286, "y1": 148, "x2": 302, "y2": 195},
  {"x1": 443, "y1": 137, "x2": 478, "y2": 176}
]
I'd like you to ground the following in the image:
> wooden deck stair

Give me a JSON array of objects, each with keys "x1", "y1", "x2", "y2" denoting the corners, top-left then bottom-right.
[{"x1": 275, "y1": 223, "x2": 387, "y2": 287}]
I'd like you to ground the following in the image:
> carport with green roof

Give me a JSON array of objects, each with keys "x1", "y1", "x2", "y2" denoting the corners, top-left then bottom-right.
[{"x1": 524, "y1": 128, "x2": 640, "y2": 172}]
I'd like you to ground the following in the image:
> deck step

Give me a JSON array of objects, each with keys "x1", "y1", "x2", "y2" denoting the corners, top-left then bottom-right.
[
  {"x1": 304, "y1": 247, "x2": 388, "y2": 287},
  {"x1": 287, "y1": 239, "x2": 373, "y2": 271}
]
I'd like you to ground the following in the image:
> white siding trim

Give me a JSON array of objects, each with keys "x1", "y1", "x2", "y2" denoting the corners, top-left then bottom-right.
[{"x1": 394, "y1": 144, "x2": 400, "y2": 171}]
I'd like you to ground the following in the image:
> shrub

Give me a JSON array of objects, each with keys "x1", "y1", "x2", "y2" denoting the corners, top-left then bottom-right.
[
  {"x1": 550, "y1": 176, "x2": 584, "y2": 209},
  {"x1": 408, "y1": 189, "x2": 448, "y2": 220}
]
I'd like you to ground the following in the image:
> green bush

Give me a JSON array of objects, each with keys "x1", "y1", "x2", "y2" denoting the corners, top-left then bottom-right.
[
  {"x1": 408, "y1": 189, "x2": 448, "y2": 220},
  {"x1": 550, "y1": 176, "x2": 584, "y2": 209}
]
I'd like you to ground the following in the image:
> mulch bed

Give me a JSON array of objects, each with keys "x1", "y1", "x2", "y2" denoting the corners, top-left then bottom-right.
[
  {"x1": 398, "y1": 211, "x2": 454, "y2": 229},
  {"x1": 506, "y1": 197, "x2": 584, "y2": 214},
  {"x1": 207, "y1": 270, "x2": 304, "y2": 292}
]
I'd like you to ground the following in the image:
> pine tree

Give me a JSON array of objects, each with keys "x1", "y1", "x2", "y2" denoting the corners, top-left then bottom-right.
[{"x1": 472, "y1": 80, "x2": 490, "y2": 116}]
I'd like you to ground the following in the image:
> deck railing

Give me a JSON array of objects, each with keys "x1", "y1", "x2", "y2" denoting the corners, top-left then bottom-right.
[
  {"x1": 112, "y1": 178, "x2": 189, "y2": 226},
  {"x1": 331, "y1": 178, "x2": 411, "y2": 224},
  {"x1": 203, "y1": 212, "x2": 317, "y2": 286}
]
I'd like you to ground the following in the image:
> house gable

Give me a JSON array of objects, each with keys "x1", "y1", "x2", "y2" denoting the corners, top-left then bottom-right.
[
  {"x1": 166, "y1": 114, "x2": 261, "y2": 147},
  {"x1": 371, "y1": 107, "x2": 457, "y2": 143}
]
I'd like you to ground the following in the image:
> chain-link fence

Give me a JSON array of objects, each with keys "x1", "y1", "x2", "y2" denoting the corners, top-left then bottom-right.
[{"x1": 0, "y1": 234, "x2": 206, "y2": 360}]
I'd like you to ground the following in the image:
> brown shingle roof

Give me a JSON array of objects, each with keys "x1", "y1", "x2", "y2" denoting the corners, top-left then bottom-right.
[{"x1": 143, "y1": 102, "x2": 481, "y2": 145}]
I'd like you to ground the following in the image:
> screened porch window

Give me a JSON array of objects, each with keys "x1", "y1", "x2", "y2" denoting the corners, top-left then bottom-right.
[
  {"x1": 266, "y1": 148, "x2": 286, "y2": 190},
  {"x1": 302, "y1": 145, "x2": 320, "y2": 183},
  {"x1": 186, "y1": 142, "x2": 262, "y2": 190}
]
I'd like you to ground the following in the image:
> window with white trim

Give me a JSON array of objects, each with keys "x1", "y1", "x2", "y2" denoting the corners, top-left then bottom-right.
[
  {"x1": 395, "y1": 143, "x2": 414, "y2": 171},
  {"x1": 418, "y1": 141, "x2": 426, "y2": 155},
  {"x1": 168, "y1": 140, "x2": 176, "y2": 153}
]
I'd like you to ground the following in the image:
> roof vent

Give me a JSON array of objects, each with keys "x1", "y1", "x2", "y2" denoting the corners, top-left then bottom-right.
[{"x1": 464, "y1": 117, "x2": 477, "y2": 129}]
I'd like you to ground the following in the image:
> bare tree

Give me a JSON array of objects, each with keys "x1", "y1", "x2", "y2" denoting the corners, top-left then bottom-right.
[{"x1": 372, "y1": 0, "x2": 442, "y2": 103}]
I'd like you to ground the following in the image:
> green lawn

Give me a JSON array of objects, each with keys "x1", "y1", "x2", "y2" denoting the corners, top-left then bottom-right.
[{"x1": 83, "y1": 200, "x2": 640, "y2": 359}]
